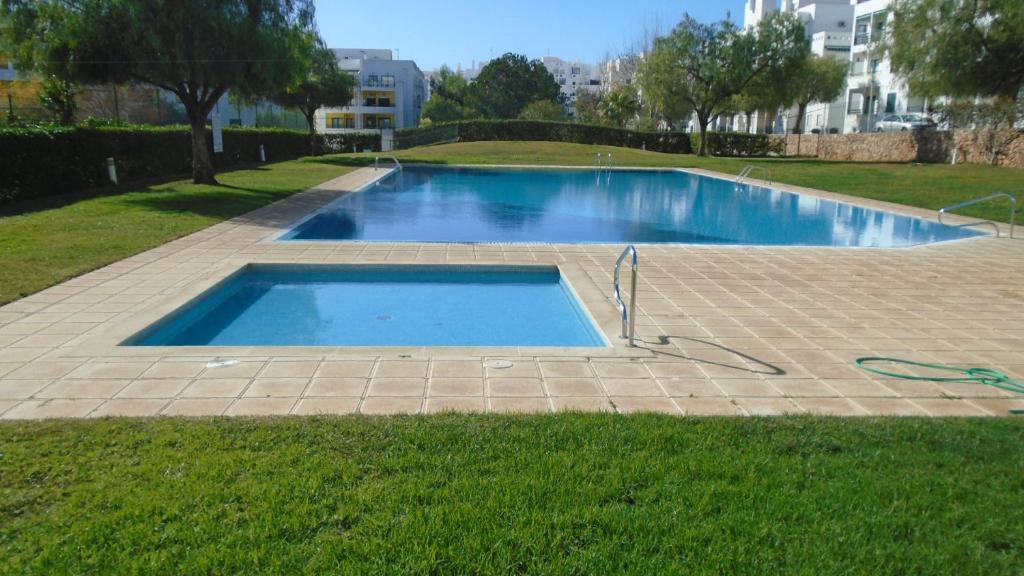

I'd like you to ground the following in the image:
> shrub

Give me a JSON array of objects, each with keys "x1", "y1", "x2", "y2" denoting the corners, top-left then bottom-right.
[
  {"x1": 395, "y1": 120, "x2": 693, "y2": 154},
  {"x1": 690, "y1": 132, "x2": 782, "y2": 157},
  {"x1": 321, "y1": 132, "x2": 382, "y2": 154},
  {"x1": 0, "y1": 125, "x2": 314, "y2": 203}
]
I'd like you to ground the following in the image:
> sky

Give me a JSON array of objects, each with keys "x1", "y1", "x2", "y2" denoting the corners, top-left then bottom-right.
[{"x1": 313, "y1": 0, "x2": 748, "y2": 71}]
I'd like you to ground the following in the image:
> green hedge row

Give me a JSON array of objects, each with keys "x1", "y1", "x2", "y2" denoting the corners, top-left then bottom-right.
[
  {"x1": 0, "y1": 126, "x2": 315, "y2": 203},
  {"x1": 396, "y1": 120, "x2": 693, "y2": 154},
  {"x1": 691, "y1": 131, "x2": 784, "y2": 157},
  {"x1": 322, "y1": 132, "x2": 382, "y2": 154}
]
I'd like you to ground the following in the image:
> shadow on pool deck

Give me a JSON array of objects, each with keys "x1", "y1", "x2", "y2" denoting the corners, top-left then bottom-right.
[{"x1": 643, "y1": 335, "x2": 787, "y2": 376}]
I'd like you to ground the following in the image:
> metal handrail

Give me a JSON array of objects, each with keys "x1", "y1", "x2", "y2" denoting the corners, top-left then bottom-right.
[
  {"x1": 938, "y1": 192, "x2": 1016, "y2": 239},
  {"x1": 595, "y1": 152, "x2": 614, "y2": 173},
  {"x1": 613, "y1": 245, "x2": 639, "y2": 347},
  {"x1": 736, "y1": 165, "x2": 772, "y2": 186},
  {"x1": 374, "y1": 155, "x2": 402, "y2": 171}
]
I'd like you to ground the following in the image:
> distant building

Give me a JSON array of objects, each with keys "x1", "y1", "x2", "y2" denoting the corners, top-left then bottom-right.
[
  {"x1": 0, "y1": 55, "x2": 15, "y2": 81},
  {"x1": 316, "y1": 48, "x2": 426, "y2": 133},
  {"x1": 540, "y1": 57, "x2": 602, "y2": 117},
  {"x1": 599, "y1": 55, "x2": 644, "y2": 93}
]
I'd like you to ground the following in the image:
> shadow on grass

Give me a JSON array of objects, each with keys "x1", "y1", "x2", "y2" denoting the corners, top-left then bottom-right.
[{"x1": 302, "y1": 155, "x2": 450, "y2": 168}]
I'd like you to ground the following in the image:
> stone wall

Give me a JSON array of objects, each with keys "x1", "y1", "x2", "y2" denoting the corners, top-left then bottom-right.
[{"x1": 770, "y1": 131, "x2": 1024, "y2": 168}]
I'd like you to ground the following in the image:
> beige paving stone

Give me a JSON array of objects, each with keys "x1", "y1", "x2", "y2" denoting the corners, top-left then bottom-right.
[
  {"x1": 425, "y1": 397, "x2": 487, "y2": 413},
  {"x1": 592, "y1": 362, "x2": 650, "y2": 379},
  {"x1": 715, "y1": 379, "x2": 781, "y2": 397},
  {"x1": 770, "y1": 379, "x2": 841, "y2": 398},
  {"x1": 360, "y1": 397, "x2": 423, "y2": 415},
  {"x1": 431, "y1": 361, "x2": 483, "y2": 378},
  {"x1": 485, "y1": 360, "x2": 539, "y2": 378},
  {"x1": 658, "y1": 378, "x2": 722, "y2": 397},
  {"x1": 66, "y1": 362, "x2": 151, "y2": 380},
  {"x1": 601, "y1": 378, "x2": 664, "y2": 397},
  {"x1": 734, "y1": 397, "x2": 805, "y2": 416},
  {"x1": 305, "y1": 378, "x2": 367, "y2": 397},
  {"x1": 116, "y1": 379, "x2": 190, "y2": 398},
  {"x1": 36, "y1": 379, "x2": 130, "y2": 399},
  {"x1": 0, "y1": 379, "x2": 50, "y2": 399},
  {"x1": 245, "y1": 378, "x2": 309, "y2": 397},
  {"x1": 4, "y1": 361, "x2": 81, "y2": 380},
  {"x1": 545, "y1": 378, "x2": 603, "y2": 397},
  {"x1": 316, "y1": 361, "x2": 375, "y2": 378},
  {"x1": 367, "y1": 378, "x2": 426, "y2": 397},
  {"x1": 428, "y1": 378, "x2": 484, "y2": 396},
  {"x1": 538, "y1": 362, "x2": 593, "y2": 378},
  {"x1": 162, "y1": 398, "x2": 233, "y2": 416},
  {"x1": 645, "y1": 362, "x2": 706, "y2": 378},
  {"x1": 180, "y1": 378, "x2": 250, "y2": 398},
  {"x1": 852, "y1": 398, "x2": 928, "y2": 416},
  {"x1": 824, "y1": 379, "x2": 898, "y2": 398},
  {"x1": 794, "y1": 398, "x2": 868, "y2": 416},
  {"x1": 0, "y1": 400, "x2": 18, "y2": 416},
  {"x1": 968, "y1": 398, "x2": 1024, "y2": 416},
  {"x1": 488, "y1": 378, "x2": 545, "y2": 397},
  {"x1": 90, "y1": 399, "x2": 168, "y2": 418},
  {"x1": 226, "y1": 398, "x2": 297, "y2": 416},
  {"x1": 611, "y1": 397, "x2": 681, "y2": 415},
  {"x1": 141, "y1": 362, "x2": 207, "y2": 379},
  {"x1": 489, "y1": 397, "x2": 550, "y2": 414},
  {"x1": 2, "y1": 399, "x2": 104, "y2": 419},
  {"x1": 912, "y1": 398, "x2": 989, "y2": 417},
  {"x1": 375, "y1": 361, "x2": 429, "y2": 378},
  {"x1": 551, "y1": 396, "x2": 613, "y2": 412},
  {"x1": 675, "y1": 397, "x2": 743, "y2": 416},
  {"x1": 259, "y1": 361, "x2": 320, "y2": 378},
  {"x1": 292, "y1": 398, "x2": 359, "y2": 415},
  {"x1": 199, "y1": 361, "x2": 265, "y2": 379}
]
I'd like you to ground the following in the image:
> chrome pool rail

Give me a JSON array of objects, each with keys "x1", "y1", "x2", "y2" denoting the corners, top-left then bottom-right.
[
  {"x1": 736, "y1": 165, "x2": 772, "y2": 186},
  {"x1": 938, "y1": 192, "x2": 1016, "y2": 239},
  {"x1": 595, "y1": 152, "x2": 613, "y2": 173},
  {"x1": 374, "y1": 155, "x2": 403, "y2": 171},
  {"x1": 613, "y1": 245, "x2": 639, "y2": 347}
]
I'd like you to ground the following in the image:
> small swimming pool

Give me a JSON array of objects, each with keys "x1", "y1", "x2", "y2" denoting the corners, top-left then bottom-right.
[
  {"x1": 281, "y1": 166, "x2": 982, "y2": 247},
  {"x1": 125, "y1": 265, "x2": 606, "y2": 347}
]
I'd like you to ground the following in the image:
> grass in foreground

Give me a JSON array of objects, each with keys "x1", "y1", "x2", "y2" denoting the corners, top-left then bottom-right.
[
  {"x1": 1, "y1": 415, "x2": 1021, "y2": 574},
  {"x1": 0, "y1": 161, "x2": 352, "y2": 305},
  {"x1": 317, "y1": 141, "x2": 1024, "y2": 225}
]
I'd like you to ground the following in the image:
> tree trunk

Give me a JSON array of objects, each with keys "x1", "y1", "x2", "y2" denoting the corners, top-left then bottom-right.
[
  {"x1": 306, "y1": 112, "x2": 319, "y2": 156},
  {"x1": 696, "y1": 112, "x2": 710, "y2": 157},
  {"x1": 187, "y1": 109, "x2": 217, "y2": 185},
  {"x1": 745, "y1": 111, "x2": 753, "y2": 134},
  {"x1": 793, "y1": 103, "x2": 809, "y2": 134}
]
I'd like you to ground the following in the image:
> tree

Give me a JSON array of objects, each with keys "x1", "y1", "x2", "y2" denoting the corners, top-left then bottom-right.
[
  {"x1": 272, "y1": 44, "x2": 354, "y2": 156},
  {"x1": 888, "y1": 0, "x2": 1024, "y2": 102},
  {"x1": 939, "y1": 97, "x2": 1023, "y2": 165},
  {"x1": 422, "y1": 66, "x2": 474, "y2": 123},
  {"x1": 519, "y1": 99, "x2": 565, "y2": 121},
  {"x1": 38, "y1": 75, "x2": 77, "y2": 125},
  {"x1": 574, "y1": 90, "x2": 603, "y2": 124},
  {"x1": 789, "y1": 55, "x2": 848, "y2": 134},
  {"x1": 640, "y1": 13, "x2": 808, "y2": 155},
  {"x1": 2, "y1": 0, "x2": 318, "y2": 184},
  {"x1": 468, "y1": 53, "x2": 562, "y2": 119},
  {"x1": 600, "y1": 85, "x2": 641, "y2": 128}
]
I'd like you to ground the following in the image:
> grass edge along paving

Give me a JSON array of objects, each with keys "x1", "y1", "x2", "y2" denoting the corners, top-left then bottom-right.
[{"x1": 0, "y1": 414, "x2": 1021, "y2": 574}]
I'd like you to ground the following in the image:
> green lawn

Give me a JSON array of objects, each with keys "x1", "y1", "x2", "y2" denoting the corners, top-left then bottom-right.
[
  {"x1": 1, "y1": 415, "x2": 1021, "y2": 574},
  {"x1": 316, "y1": 140, "x2": 1024, "y2": 224},
  {"x1": 0, "y1": 161, "x2": 353, "y2": 305}
]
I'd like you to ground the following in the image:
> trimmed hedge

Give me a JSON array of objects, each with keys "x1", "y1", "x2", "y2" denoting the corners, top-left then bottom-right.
[
  {"x1": 691, "y1": 131, "x2": 783, "y2": 157},
  {"x1": 0, "y1": 125, "x2": 314, "y2": 203},
  {"x1": 322, "y1": 132, "x2": 382, "y2": 154},
  {"x1": 396, "y1": 120, "x2": 693, "y2": 154}
]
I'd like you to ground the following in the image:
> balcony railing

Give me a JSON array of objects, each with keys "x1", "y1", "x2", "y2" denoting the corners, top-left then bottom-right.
[{"x1": 854, "y1": 33, "x2": 870, "y2": 45}]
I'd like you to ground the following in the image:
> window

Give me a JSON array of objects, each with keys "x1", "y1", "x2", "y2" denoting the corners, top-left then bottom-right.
[
  {"x1": 378, "y1": 97, "x2": 391, "y2": 107},
  {"x1": 331, "y1": 118, "x2": 341, "y2": 128},
  {"x1": 847, "y1": 93, "x2": 863, "y2": 114},
  {"x1": 365, "y1": 96, "x2": 377, "y2": 106},
  {"x1": 885, "y1": 93, "x2": 896, "y2": 114},
  {"x1": 381, "y1": 74, "x2": 395, "y2": 87}
]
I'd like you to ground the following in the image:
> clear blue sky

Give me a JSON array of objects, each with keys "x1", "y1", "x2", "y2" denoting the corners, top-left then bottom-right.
[{"x1": 313, "y1": 0, "x2": 748, "y2": 71}]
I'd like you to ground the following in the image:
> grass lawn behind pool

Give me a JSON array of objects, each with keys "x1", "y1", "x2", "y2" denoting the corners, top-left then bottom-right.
[
  {"x1": 0, "y1": 160, "x2": 353, "y2": 305},
  {"x1": 0, "y1": 414, "x2": 1022, "y2": 574},
  {"x1": 315, "y1": 140, "x2": 1024, "y2": 225}
]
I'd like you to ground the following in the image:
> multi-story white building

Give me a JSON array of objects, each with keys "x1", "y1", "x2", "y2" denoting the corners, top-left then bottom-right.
[
  {"x1": 315, "y1": 48, "x2": 426, "y2": 133},
  {"x1": 540, "y1": 57, "x2": 602, "y2": 117}
]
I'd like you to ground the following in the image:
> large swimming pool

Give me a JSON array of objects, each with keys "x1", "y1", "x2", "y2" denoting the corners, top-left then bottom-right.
[{"x1": 281, "y1": 166, "x2": 982, "y2": 247}]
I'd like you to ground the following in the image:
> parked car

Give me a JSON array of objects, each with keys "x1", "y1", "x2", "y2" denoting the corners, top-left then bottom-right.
[{"x1": 875, "y1": 114, "x2": 937, "y2": 132}]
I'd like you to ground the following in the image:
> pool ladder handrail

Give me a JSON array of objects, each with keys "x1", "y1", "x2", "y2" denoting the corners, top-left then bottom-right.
[
  {"x1": 374, "y1": 155, "x2": 402, "y2": 171},
  {"x1": 736, "y1": 165, "x2": 772, "y2": 186},
  {"x1": 613, "y1": 245, "x2": 638, "y2": 347},
  {"x1": 595, "y1": 152, "x2": 613, "y2": 173},
  {"x1": 938, "y1": 192, "x2": 1016, "y2": 239}
]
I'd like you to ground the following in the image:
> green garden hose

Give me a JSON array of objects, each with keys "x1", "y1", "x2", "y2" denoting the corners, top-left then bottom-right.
[{"x1": 855, "y1": 357, "x2": 1024, "y2": 415}]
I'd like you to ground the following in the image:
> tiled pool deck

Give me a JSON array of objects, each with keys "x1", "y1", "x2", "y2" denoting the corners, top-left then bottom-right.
[{"x1": 1, "y1": 167, "x2": 1022, "y2": 419}]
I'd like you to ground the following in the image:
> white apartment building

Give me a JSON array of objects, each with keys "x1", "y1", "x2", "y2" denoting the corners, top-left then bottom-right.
[
  {"x1": 315, "y1": 48, "x2": 426, "y2": 133},
  {"x1": 541, "y1": 57, "x2": 603, "y2": 117}
]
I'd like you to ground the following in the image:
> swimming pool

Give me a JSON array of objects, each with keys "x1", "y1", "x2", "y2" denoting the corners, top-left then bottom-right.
[
  {"x1": 281, "y1": 166, "x2": 982, "y2": 247},
  {"x1": 125, "y1": 264, "x2": 606, "y2": 347}
]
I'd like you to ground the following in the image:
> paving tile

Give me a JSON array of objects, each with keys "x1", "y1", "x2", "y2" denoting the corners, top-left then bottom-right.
[
  {"x1": 658, "y1": 378, "x2": 722, "y2": 397},
  {"x1": 539, "y1": 362, "x2": 593, "y2": 378},
  {"x1": 611, "y1": 397, "x2": 681, "y2": 415},
  {"x1": 141, "y1": 362, "x2": 207, "y2": 379},
  {"x1": 245, "y1": 378, "x2": 309, "y2": 397},
  {"x1": 428, "y1": 378, "x2": 484, "y2": 396},
  {"x1": 368, "y1": 378, "x2": 426, "y2": 397},
  {"x1": 770, "y1": 379, "x2": 840, "y2": 398},
  {"x1": 259, "y1": 361, "x2": 320, "y2": 379},
  {"x1": 116, "y1": 379, "x2": 190, "y2": 398},
  {"x1": 488, "y1": 378, "x2": 544, "y2": 397},
  {"x1": 162, "y1": 398, "x2": 233, "y2": 416},
  {"x1": 852, "y1": 398, "x2": 928, "y2": 416},
  {"x1": 375, "y1": 361, "x2": 429, "y2": 378},
  {"x1": 0, "y1": 379, "x2": 50, "y2": 399},
  {"x1": 1, "y1": 399, "x2": 104, "y2": 419},
  {"x1": 317, "y1": 361, "x2": 376, "y2": 378},
  {"x1": 485, "y1": 360, "x2": 540, "y2": 378},
  {"x1": 489, "y1": 397, "x2": 550, "y2": 414},
  {"x1": 794, "y1": 398, "x2": 868, "y2": 416},
  {"x1": 545, "y1": 378, "x2": 603, "y2": 397},
  {"x1": 715, "y1": 379, "x2": 781, "y2": 397},
  {"x1": 425, "y1": 397, "x2": 487, "y2": 413},
  {"x1": 4, "y1": 361, "x2": 81, "y2": 380},
  {"x1": 823, "y1": 379, "x2": 898, "y2": 398},
  {"x1": 734, "y1": 397, "x2": 804, "y2": 416},
  {"x1": 199, "y1": 361, "x2": 265, "y2": 379},
  {"x1": 968, "y1": 398, "x2": 1024, "y2": 416},
  {"x1": 226, "y1": 398, "x2": 297, "y2": 416},
  {"x1": 600, "y1": 378, "x2": 664, "y2": 397},
  {"x1": 292, "y1": 398, "x2": 359, "y2": 415},
  {"x1": 66, "y1": 363, "x2": 151, "y2": 380},
  {"x1": 431, "y1": 361, "x2": 483, "y2": 378},
  {"x1": 912, "y1": 398, "x2": 989, "y2": 417},
  {"x1": 360, "y1": 397, "x2": 422, "y2": 415},
  {"x1": 90, "y1": 399, "x2": 168, "y2": 418},
  {"x1": 675, "y1": 397, "x2": 743, "y2": 416},
  {"x1": 305, "y1": 378, "x2": 367, "y2": 397},
  {"x1": 180, "y1": 379, "x2": 250, "y2": 398},
  {"x1": 592, "y1": 362, "x2": 650, "y2": 379},
  {"x1": 551, "y1": 397, "x2": 613, "y2": 412},
  {"x1": 36, "y1": 379, "x2": 130, "y2": 399},
  {"x1": 0, "y1": 400, "x2": 18, "y2": 416}
]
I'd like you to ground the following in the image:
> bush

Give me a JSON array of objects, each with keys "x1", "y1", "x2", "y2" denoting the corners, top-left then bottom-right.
[
  {"x1": 690, "y1": 132, "x2": 782, "y2": 157},
  {"x1": 321, "y1": 132, "x2": 382, "y2": 154},
  {"x1": 0, "y1": 125, "x2": 314, "y2": 203},
  {"x1": 395, "y1": 120, "x2": 693, "y2": 154}
]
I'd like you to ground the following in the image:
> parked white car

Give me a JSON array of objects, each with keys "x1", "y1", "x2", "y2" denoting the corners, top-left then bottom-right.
[{"x1": 875, "y1": 114, "x2": 937, "y2": 132}]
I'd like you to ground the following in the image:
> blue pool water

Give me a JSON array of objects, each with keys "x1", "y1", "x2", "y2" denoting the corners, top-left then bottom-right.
[
  {"x1": 282, "y1": 166, "x2": 982, "y2": 246},
  {"x1": 126, "y1": 265, "x2": 606, "y2": 347}
]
